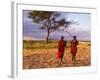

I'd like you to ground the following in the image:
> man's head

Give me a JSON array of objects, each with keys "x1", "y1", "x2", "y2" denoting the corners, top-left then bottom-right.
[
  {"x1": 61, "y1": 36, "x2": 64, "y2": 40},
  {"x1": 73, "y1": 35, "x2": 76, "y2": 40}
]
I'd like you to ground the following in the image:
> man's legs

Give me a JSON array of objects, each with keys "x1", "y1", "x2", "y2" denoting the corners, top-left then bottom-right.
[
  {"x1": 61, "y1": 53, "x2": 64, "y2": 62},
  {"x1": 56, "y1": 58, "x2": 62, "y2": 67},
  {"x1": 72, "y1": 55, "x2": 75, "y2": 61},
  {"x1": 72, "y1": 53, "x2": 76, "y2": 65},
  {"x1": 58, "y1": 58, "x2": 63, "y2": 67}
]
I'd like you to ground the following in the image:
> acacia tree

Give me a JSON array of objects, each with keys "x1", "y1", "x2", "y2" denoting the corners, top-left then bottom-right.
[{"x1": 28, "y1": 11, "x2": 72, "y2": 43}]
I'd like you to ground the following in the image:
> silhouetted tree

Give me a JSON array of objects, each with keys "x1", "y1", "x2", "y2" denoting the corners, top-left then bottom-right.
[{"x1": 28, "y1": 11, "x2": 72, "y2": 43}]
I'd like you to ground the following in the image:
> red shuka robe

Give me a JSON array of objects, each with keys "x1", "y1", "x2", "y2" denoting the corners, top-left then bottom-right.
[
  {"x1": 56, "y1": 40, "x2": 66, "y2": 58},
  {"x1": 71, "y1": 40, "x2": 78, "y2": 56}
]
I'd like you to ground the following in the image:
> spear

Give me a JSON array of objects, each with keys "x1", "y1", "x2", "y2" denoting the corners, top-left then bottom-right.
[
  {"x1": 59, "y1": 29, "x2": 73, "y2": 37},
  {"x1": 65, "y1": 30, "x2": 73, "y2": 37}
]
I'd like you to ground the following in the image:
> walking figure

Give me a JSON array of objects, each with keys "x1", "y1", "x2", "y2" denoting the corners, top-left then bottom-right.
[
  {"x1": 70, "y1": 36, "x2": 78, "y2": 63},
  {"x1": 56, "y1": 36, "x2": 66, "y2": 66}
]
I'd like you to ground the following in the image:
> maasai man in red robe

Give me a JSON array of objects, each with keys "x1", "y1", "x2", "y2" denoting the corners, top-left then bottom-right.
[
  {"x1": 56, "y1": 36, "x2": 66, "y2": 66},
  {"x1": 71, "y1": 36, "x2": 78, "y2": 62}
]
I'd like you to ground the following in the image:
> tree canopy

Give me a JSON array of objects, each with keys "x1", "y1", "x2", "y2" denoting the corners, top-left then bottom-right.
[{"x1": 28, "y1": 11, "x2": 73, "y2": 42}]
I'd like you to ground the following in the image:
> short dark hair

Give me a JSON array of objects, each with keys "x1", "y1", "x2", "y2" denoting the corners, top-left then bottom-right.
[
  {"x1": 73, "y1": 35, "x2": 76, "y2": 39},
  {"x1": 61, "y1": 36, "x2": 64, "y2": 40}
]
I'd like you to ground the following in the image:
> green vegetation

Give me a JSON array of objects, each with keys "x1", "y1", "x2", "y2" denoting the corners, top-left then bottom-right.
[
  {"x1": 23, "y1": 40, "x2": 66, "y2": 49},
  {"x1": 23, "y1": 40, "x2": 90, "y2": 49}
]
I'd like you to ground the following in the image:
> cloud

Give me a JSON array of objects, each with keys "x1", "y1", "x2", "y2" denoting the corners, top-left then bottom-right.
[{"x1": 23, "y1": 10, "x2": 91, "y2": 41}]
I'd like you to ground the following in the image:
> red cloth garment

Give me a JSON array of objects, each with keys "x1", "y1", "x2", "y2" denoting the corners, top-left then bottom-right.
[
  {"x1": 58, "y1": 40, "x2": 65, "y2": 53},
  {"x1": 56, "y1": 40, "x2": 66, "y2": 58},
  {"x1": 56, "y1": 51, "x2": 62, "y2": 58},
  {"x1": 71, "y1": 40, "x2": 78, "y2": 56}
]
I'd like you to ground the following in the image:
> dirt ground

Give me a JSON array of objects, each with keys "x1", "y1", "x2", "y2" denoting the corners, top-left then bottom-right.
[{"x1": 23, "y1": 44, "x2": 91, "y2": 69}]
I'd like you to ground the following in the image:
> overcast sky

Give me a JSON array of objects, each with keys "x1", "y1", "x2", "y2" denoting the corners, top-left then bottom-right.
[{"x1": 23, "y1": 10, "x2": 91, "y2": 41}]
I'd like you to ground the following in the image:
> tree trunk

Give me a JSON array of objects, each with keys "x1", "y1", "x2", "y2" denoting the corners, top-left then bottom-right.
[{"x1": 46, "y1": 30, "x2": 50, "y2": 43}]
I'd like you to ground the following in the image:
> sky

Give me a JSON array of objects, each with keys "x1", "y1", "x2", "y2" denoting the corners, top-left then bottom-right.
[{"x1": 23, "y1": 10, "x2": 91, "y2": 41}]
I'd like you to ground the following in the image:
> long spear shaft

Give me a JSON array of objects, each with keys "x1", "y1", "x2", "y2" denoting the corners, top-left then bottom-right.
[
  {"x1": 65, "y1": 30, "x2": 73, "y2": 37},
  {"x1": 59, "y1": 29, "x2": 73, "y2": 37}
]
